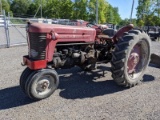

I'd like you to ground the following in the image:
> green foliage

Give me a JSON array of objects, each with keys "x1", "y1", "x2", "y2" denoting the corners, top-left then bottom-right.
[
  {"x1": 98, "y1": 0, "x2": 109, "y2": 23},
  {"x1": 3, "y1": 0, "x2": 123, "y2": 25},
  {"x1": 42, "y1": 0, "x2": 59, "y2": 18},
  {"x1": 10, "y1": 19, "x2": 26, "y2": 24},
  {"x1": 88, "y1": 0, "x2": 121, "y2": 24},
  {"x1": 131, "y1": 18, "x2": 137, "y2": 27},
  {"x1": 119, "y1": 18, "x2": 130, "y2": 26},
  {"x1": 113, "y1": 7, "x2": 121, "y2": 24},
  {"x1": 1, "y1": 0, "x2": 11, "y2": 14},
  {"x1": 73, "y1": 0, "x2": 88, "y2": 20},
  {"x1": 107, "y1": 5, "x2": 122, "y2": 24},
  {"x1": 26, "y1": 3, "x2": 37, "y2": 17},
  {"x1": 58, "y1": 0, "x2": 73, "y2": 19},
  {"x1": 136, "y1": 0, "x2": 160, "y2": 26},
  {"x1": 3, "y1": 0, "x2": 160, "y2": 28},
  {"x1": 88, "y1": 0, "x2": 96, "y2": 22},
  {"x1": 10, "y1": 0, "x2": 31, "y2": 17}
]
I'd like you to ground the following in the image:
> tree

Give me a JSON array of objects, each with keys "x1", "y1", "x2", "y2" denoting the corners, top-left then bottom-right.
[
  {"x1": 136, "y1": 0, "x2": 158, "y2": 26},
  {"x1": 112, "y1": 7, "x2": 121, "y2": 24},
  {"x1": 88, "y1": 0, "x2": 121, "y2": 24},
  {"x1": 98, "y1": 0, "x2": 109, "y2": 23},
  {"x1": 88, "y1": 0, "x2": 96, "y2": 22},
  {"x1": 1, "y1": 0, "x2": 11, "y2": 14},
  {"x1": 6, "y1": 0, "x2": 122, "y2": 25},
  {"x1": 43, "y1": 0, "x2": 59, "y2": 18},
  {"x1": 10, "y1": 0, "x2": 31, "y2": 17},
  {"x1": 106, "y1": 5, "x2": 114, "y2": 23},
  {"x1": 26, "y1": 3, "x2": 37, "y2": 17},
  {"x1": 119, "y1": 18, "x2": 130, "y2": 26},
  {"x1": 73, "y1": 0, "x2": 88, "y2": 20},
  {"x1": 88, "y1": 0, "x2": 109, "y2": 23},
  {"x1": 106, "y1": 6, "x2": 121, "y2": 24},
  {"x1": 54, "y1": 0, "x2": 73, "y2": 19}
]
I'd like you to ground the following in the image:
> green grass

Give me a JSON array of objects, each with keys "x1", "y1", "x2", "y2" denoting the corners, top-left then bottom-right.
[{"x1": 10, "y1": 19, "x2": 26, "y2": 24}]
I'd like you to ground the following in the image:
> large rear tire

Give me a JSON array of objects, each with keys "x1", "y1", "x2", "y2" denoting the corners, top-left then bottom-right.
[
  {"x1": 111, "y1": 29, "x2": 151, "y2": 87},
  {"x1": 24, "y1": 69, "x2": 59, "y2": 100}
]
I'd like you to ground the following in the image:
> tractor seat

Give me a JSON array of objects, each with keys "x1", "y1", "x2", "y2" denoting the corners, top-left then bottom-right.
[{"x1": 102, "y1": 29, "x2": 117, "y2": 37}]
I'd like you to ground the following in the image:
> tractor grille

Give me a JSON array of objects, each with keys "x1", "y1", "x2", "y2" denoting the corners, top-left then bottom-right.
[{"x1": 28, "y1": 33, "x2": 46, "y2": 60}]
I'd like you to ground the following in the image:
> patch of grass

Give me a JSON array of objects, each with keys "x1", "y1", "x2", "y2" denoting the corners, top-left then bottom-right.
[{"x1": 10, "y1": 19, "x2": 26, "y2": 24}]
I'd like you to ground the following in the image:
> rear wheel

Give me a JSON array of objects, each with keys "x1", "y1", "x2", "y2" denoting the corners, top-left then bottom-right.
[
  {"x1": 24, "y1": 69, "x2": 59, "y2": 100},
  {"x1": 111, "y1": 29, "x2": 151, "y2": 87}
]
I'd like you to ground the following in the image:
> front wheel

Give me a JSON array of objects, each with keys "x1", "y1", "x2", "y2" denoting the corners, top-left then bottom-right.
[
  {"x1": 20, "y1": 67, "x2": 33, "y2": 93},
  {"x1": 111, "y1": 29, "x2": 151, "y2": 87},
  {"x1": 24, "y1": 69, "x2": 59, "y2": 100}
]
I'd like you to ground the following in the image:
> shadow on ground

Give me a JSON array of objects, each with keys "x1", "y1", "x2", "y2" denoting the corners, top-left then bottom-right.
[
  {"x1": 0, "y1": 66, "x2": 155, "y2": 110},
  {"x1": 149, "y1": 63, "x2": 160, "y2": 68},
  {"x1": 0, "y1": 86, "x2": 35, "y2": 110},
  {"x1": 58, "y1": 66, "x2": 155, "y2": 99},
  {"x1": 143, "y1": 74, "x2": 155, "y2": 82}
]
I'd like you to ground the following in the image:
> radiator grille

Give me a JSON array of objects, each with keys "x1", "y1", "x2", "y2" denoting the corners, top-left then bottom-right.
[{"x1": 29, "y1": 33, "x2": 46, "y2": 60}]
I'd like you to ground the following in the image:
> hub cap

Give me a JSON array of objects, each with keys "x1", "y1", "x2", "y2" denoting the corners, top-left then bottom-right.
[
  {"x1": 127, "y1": 40, "x2": 149, "y2": 79},
  {"x1": 35, "y1": 75, "x2": 55, "y2": 95},
  {"x1": 127, "y1": 45, "x2": 140, "y2": 74}
]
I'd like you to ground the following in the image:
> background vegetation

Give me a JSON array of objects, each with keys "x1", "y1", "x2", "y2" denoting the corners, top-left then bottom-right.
[{"x1": 0, "y1": 0, "x2": 160, "y2": 26}]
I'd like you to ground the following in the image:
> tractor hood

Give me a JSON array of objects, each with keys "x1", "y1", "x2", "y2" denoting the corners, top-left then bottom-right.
[
  {"x1": 28, "y1": 22, "x2": 96, "y2": 36},
  {"x1": 28, "y1": 23, "x2": 96, "y2": 42}
]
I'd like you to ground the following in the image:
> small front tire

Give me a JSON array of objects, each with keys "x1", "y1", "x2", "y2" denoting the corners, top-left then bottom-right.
[
  {"x1": 20, "y1": 67, "x2": 33, "y2": 93},
  {"x1": 25, "y1": 69, "x2": 59, "y2": 100}
]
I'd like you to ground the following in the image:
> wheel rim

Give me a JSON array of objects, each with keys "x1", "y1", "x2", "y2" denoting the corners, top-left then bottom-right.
[
  {"x1": 127, "y1": 40, "x2": 149, "y2": 79},
  {"x1": 35, "y1": 75, "x2": 56, "y2": 96}
]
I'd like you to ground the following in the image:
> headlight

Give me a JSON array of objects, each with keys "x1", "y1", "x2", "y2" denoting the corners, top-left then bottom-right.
[{"x1": 30, "y1": 49, "x2": 38, "y2": 58}]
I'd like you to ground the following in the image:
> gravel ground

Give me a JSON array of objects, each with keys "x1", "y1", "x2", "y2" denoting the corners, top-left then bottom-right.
[
  {"x1": 0, "y1": 41, "x2": 160, "y2": 120},
  {"x1": 0, "y1": 27, "x2": 7, "y2": 45}
]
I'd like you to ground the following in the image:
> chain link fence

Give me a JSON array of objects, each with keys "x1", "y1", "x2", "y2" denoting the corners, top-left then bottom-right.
[
  {"x1": 0, "y1": 14, "x2": 8, "y2": 48},
  {"x1": 0, "y1": 10, "x2": 52, "y2": 48},
  {"x1": 0, "y1": 10, "x2": 27, "y2": 48},
  {"x1": 9, "y1": 18, "x2": 27, "y2": 46},
  {"x1": 0, "y1": 10, "x2": 82, "y2": 48}
]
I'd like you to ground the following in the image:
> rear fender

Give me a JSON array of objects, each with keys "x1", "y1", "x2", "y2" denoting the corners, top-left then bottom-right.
[{"x1": 113, "y1": 24, "x2": 134, "y2": 42}]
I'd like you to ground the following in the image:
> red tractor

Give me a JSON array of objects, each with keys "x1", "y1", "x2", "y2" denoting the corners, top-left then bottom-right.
[{"x1": 20, "y1": 22, "x2": 151, "y2": 100}]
